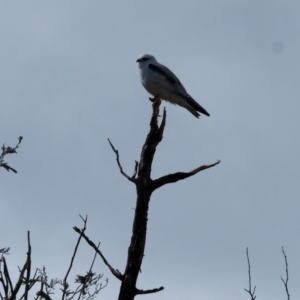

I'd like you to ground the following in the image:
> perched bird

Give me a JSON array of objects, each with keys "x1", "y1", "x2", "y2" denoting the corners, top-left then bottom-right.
[{"x1": 136, "y1": 54, "x2": 210, "y2": 118}]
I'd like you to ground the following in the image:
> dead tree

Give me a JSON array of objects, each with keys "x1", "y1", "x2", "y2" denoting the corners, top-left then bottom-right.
[{"x1": 74, "y1": 99, "x2": 220, "y2": 300}]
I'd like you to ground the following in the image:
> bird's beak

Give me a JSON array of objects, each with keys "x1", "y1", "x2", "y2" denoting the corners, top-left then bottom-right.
[{"x1": 136, "y1": 59, "x2": 140, "y2": 63}]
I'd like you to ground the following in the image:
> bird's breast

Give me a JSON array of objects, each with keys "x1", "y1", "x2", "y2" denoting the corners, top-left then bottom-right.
[{"x1": 140, "y1": 69, "x2": 171, "y2": 98}]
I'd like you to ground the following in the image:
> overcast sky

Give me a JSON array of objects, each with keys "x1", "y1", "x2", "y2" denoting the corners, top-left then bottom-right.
[{"x1": 1, "y1": 1, "x2": 300, "y2": 299}]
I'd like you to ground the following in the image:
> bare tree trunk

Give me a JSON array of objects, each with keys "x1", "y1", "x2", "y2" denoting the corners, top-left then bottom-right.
[
  {"x1": 118, "y1": 100, "x2": 165, "y2": 300},
  {"x1": 75, "y1": 99, "x2": 219, "y2": 300},
  {"x1": 117, "y1": 100, "x2": 219, "y2": 299}
]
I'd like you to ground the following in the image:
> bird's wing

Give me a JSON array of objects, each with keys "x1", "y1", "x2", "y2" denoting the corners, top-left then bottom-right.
[
  {"x1": 148, "y1": 63, "x2": 184, "y2": 87},
  {"x1": 178, "y1": 92, "x2": 210, "y2": 116}
]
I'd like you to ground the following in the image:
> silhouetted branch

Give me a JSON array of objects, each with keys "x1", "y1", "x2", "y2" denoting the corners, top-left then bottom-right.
[
  {"x1": 149, "y1": 101, "x2": 166, "y2": 147},
  {"x1": 151, "y1": 160, "x2": 220, "y2": 191},
  {"x1": 10, "y1": 249, "x2": 30, "y2": 300},
  {"x1": 61, "y1": 215, "x2": 87, "y2": 300},
  {"x1": 0, "y1": 248, "x2": 10, "y2": 255},
  {"x1": 0, "y1": 136, "x2": 23, "y2": 173},
  {"x1": 244, "y1": 248, "x2": 256, "y2": 300},
  {"x1": 135, "y1": 286, "x2": 164, "y2": 295},
  {"x1": 281, "y1": 247, "x2": 290, "y2": 300},
  {"x1": 0, "y1": 256, "x2": 13, "y2": 298},
  {"x1": 1, "y1": 228, "x2": 107, "y2": 300},
  {"x1": 73, "y1": 227, "x2": 123, "y2": 281},
  {"x1": 89, "y1": 242, "x2": 100, "y2": 273},
  {"x1": 156, "y1": 107, "x2": 166, "y2": 140},
  {"x1": 103, "y1": 98, "x2": 220, "y2": 299},
  {"x1": 24, "y1": 231, "x2": 32, "y2": 300},
  {"x1": 108, "y1": 139, "x2": 137, "y2": 183}
]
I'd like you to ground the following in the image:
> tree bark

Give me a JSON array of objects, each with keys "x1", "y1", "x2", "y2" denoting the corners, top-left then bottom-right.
[{"x1": 118, "y1": 99, "x2": 165, "y2": 300}]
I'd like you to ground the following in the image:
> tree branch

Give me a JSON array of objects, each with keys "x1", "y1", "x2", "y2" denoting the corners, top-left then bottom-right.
[
  {"x1": 0, "y1": 136, "x2": 23, "y2": 173},
  {"x1": 149, "y1": 98, "x2": 165, "y2": 142},
  {"x1": 135, "y1": 286, "x2": 164, "y2": 295},
  {"x1": 73, "y1": 227, "x2": 123, "y2": 281},
  {"x1": 24, "y1": 231, "x2": 32, "y2": 300},
  {"x1": 10, "y1": 254, "x2": 29, "y2": 300},
  {"x1": 1, "y1": 257, "x2": 13, "y2": 298},
  {"x1": 151, "y1": 160, "x2": 220, "y2": 192},
  {"x1": 244, "y1": 247, "x2": 256, "y2": 300},
  {"x1": 108, "y1": 138, "x2": 137, "y2": 183},
  {"x1": 62, "y1": 215, "x2": 87, "y2": 300},
  {"x1": 280, "y1": 247, "x2": 290, "y2": 300}
]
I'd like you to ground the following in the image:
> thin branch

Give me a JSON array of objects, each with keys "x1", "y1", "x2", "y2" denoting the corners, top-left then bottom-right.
[
  {"x1": 135, "y1": 286, "x2": 164, "y2": 295},
  {"x1": 244, "y1": 248, "x2": 256, "y2": 300},
  {"x1": 20, "y1": 268, "x2": 39, "y2": 300},
  {"x1": 281, "y1": 247, "x2": 290, "y2": 300},
  {"x1": 89, "y1": 242, "x2": 100, "y2": 273},
  {"x1": 151, "y1": 160, "x2": 220, "y2": 192},
  {"x1": 73, "y1": 227, "x2": 123, "y2": 281},
  {"x1": 62, "y1": 215, "x2": 88, "y2": 300},
  {"x1": 2, "y1": 257, "x2": 13, "y2": 295},
  {"x1": 10, "y1": 255, "x2": 29, "y2": 300},
  {"x1": 108, "y1": 139, "x2": 137, "y2": 183},
  {"x1": 0, "y1": 248, "x2": 10, "y2": 255},
  {"x1": 0, "y1": 136, "x2": 23, "y2": 173},
  {"x1": 24, "y1": 231, "x2": 32, "y2": 300}
]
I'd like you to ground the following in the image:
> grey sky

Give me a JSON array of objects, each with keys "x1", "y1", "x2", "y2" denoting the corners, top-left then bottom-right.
[{"x1": 1, "y1": 1, "x2": 300, "y2": 299}]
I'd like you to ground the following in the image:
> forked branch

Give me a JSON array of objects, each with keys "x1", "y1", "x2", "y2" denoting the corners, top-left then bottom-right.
[
  {"x1": 281, "y1": 247, "x2": 290, "y2": 300},
  {"x1": 108, "y1": 138, "x2": 137, "y2": 183},
  {"x1": 9, "y1": 231, "x2": 31, "y2": 300},
  {"x1": 244, "y1": 248, "x2": 256, "y2": 300},
  {"x1": 62, "y1": 215, "x2": 88, "y2": 300}
]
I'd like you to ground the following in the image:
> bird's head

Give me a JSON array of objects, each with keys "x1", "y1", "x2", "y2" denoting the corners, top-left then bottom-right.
[{"x1": 136, "y1": 54, "x2": 157, "y2": 65}]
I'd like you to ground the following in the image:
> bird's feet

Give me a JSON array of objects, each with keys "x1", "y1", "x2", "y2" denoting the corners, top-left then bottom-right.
[{"x1": 149, "y1": 95, "x2": 160, "y2": 103}]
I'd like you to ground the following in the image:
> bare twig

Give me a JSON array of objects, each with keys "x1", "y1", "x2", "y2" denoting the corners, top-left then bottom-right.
[
  {"x1": 151, "y1": 160, "x2": 220, "y2": 192},
  {"x1": 62, "y1": 215, "x2": 88, "y2": 300},
  {"x1": 244, "y1": 248, "x2": 256, "y2": 300},
  {"x1": 21, "y1": 268, "x2": 39, "y2": 300},
  {"x1": 281, "y1": 247, "x2": 290, "y2": 300},
  {"x1": 0, "y1": 136, "x2": 23, "y2": 173},
  {"x1": 24, "y1": 231, "x2": 32, "y2": 300},
  {"x1": 10, "y1": 254, "x2": 29, "y2": 300},
  {"x1": 0, "y1": 248, "x2": 10, "y2": 255},
  {"x1": 108, "y1": 139, "x2": 137, "y2": 183},
  {"x1": 89, "y1": 242, "x2": 100, "y2": 273},
  {"x1": 0, "y1": 256, "x2": 13, "y2": 298},
  {"x1": 73, "y1": 227, "x2": 123, "y2": 281},
  {"x1": 135, "y1": 286, "x2": 164, "y2": 295}
]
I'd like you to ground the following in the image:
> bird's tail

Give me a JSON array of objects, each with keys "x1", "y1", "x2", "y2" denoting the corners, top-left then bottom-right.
[{"x1": 173, "y1": 93, "x2": 209, "y2": 118}]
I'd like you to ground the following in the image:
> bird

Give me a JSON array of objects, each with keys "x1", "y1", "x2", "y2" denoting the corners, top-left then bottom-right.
[{"x1": 136, "y1": 54, "x2": 210, "y2": 118}]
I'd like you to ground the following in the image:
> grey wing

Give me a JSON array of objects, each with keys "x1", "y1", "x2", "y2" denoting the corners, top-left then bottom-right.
[
  {"x1": 148, "y1": 62, "x2": 210, "y2": 116},
  {"x1": 148, "y1": 63, "x2": 187, "y2": 91}
]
